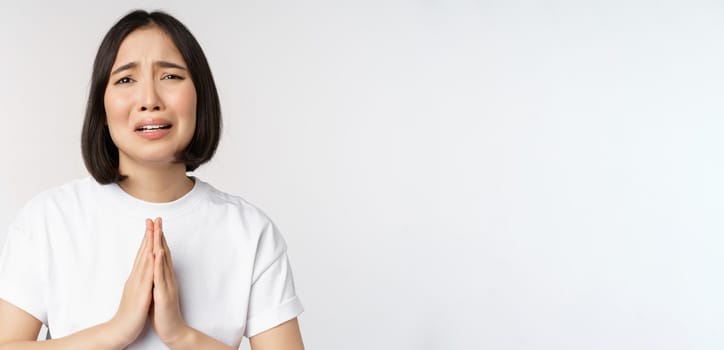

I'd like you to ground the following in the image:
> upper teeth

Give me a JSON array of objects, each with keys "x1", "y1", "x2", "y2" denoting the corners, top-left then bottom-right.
[{"x1": 138, "y1": 125, "x2": 168, "y2": 131}]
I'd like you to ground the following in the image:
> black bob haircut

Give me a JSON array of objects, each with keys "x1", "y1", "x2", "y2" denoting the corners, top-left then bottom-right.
[{"x1": 81, "y1": 10, "x2": 221, "y2": 184}]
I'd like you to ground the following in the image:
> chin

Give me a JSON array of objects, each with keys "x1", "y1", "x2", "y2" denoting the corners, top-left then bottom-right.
[{"x1": 119, "y1": 153, "x2": 180, "y2": 168}]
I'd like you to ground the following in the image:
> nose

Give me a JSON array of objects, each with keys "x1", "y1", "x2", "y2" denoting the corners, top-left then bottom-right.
[
  {"x1": 140, "y1": 104, "x2": 160, "y2": 112},
  {"x1": 138, "y1": 81, "x2": 164, "y2": 112}
]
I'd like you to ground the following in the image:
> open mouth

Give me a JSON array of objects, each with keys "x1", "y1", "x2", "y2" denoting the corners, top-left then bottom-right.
[{"x1": 136, "y1": 124, "x2": 172, "y2": 132}]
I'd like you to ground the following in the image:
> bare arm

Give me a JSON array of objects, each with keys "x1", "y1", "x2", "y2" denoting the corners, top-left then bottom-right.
[
  {"x1": 163, "y1": 325, "x2": 234, "y2": 350},
  {"x1": 0, "y1": 220, "x2": 156, "y2": 350},
  {"x1": 148, "y1": 219, "x2": 303, "y2": 350},
  {"x1": 250, "y1": 318, "x2": 304, "y2": 350},
  {"x1": 0, "y1": 299, "x2": 122, "y2": 350},
  {"x1": 161, "y1": 317, "x2": 304, "y2": 350}
]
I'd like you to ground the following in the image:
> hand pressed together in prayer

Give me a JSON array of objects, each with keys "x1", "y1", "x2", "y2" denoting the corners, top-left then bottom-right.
[
  {"x1": 150, "y1": 217, "x2": 188, "y2": 346},
  {"x1": 109, "y1": 217, "x2": 190, "y2": 348}
]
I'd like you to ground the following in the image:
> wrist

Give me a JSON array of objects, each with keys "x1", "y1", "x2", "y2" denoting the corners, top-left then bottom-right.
[
  {"x1": 164, "y1": 325, "x2": 196, "y2": 350},
  {"x1": 101, "y1": 319, "x2": 133, "y2": 349}
]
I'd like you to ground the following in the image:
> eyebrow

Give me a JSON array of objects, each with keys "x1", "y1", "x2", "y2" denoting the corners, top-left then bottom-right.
[{"x1": 110, "y1": 61, "x2": 188, "y2": 76}]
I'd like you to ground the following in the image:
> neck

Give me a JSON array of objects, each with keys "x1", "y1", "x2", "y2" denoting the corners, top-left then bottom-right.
[{"x1": 117, "y1": 161, "x2": 194, "y2": 203}]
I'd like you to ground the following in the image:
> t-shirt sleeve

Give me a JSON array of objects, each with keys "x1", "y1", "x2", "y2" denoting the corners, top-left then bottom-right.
[
  {"x1": 243, "y1": 219, "x2": 304, "y2": 338},
  {"x1": 0, "y1": 210, "x2": 48, "y2": 325}
]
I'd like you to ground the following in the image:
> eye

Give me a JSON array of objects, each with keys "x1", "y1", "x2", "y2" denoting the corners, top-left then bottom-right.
[
  {"x1": 114, "y1": 77, "x2": 133, "y2": 85},
  {"x1": 162, "y1": 74, "x2": 183, "y2": 80}
]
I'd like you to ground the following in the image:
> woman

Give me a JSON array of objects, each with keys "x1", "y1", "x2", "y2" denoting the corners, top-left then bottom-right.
[{"x1": 0, "y1": 10, "x2": 305, "y2": 350}]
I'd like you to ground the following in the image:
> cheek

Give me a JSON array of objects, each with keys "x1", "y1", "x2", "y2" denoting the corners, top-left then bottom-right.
[
  {"x1": 103, "y1": 90, "x2": 136, "y2": 146},
  {"x1": 177, "y1": 85, "x2": 197, "y2": 118},
  {"x1": 104, "y1": 90, "x2": 133, "y2": 122},
  {"x1": 173, "y1": 85, "x2": 197, "y2": 133},
  {"x1": 184, "y1": 93, "x2": 198, "y2": 141}
]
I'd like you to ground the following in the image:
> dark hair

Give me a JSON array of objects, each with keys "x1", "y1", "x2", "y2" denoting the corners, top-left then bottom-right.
[{"x1": 81, "y1": 10, "x2": 221, "y2": 184}]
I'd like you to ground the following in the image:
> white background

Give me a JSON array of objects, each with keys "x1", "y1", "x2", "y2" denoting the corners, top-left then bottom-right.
[{"x1": 1, "y1": 0, "x2": 723, "y2": 349}]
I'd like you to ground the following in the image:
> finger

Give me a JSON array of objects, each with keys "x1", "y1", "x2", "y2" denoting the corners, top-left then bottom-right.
[
  {"x1": 143, "y1": 219, "x2": 154, "y2": 270},
  {"x1": 154, "y1": 247, "x2": 166, "y2": 288},
  {"x1": 132, "y1": 219, "x2": 153, "y2": 272},
  {"x1": 157, "y1": 218, "x2": 175, "y2": 278},
  {"x1": 155, "y1": 218, "x2": 176, "y2": 288},
  {"x1": 134, "y1": 220, "x2": 152, "y2": 267},
  {"x1": 160, "y1": 231, "x2": 173, "y2": 272},
  {"x1": 148, "y1": 218, "x2": 155, "y2": 246},
  {"x1": 141, "y1": 250, "x2": 154, "y2": 288},
  {"x1": 161, "y1": 244, "x2": 174, "y2": 289},
  {"x1": 153, "y1": 217, "x2": 162, "y2": 257},
  {"x1": 161, "y1": 230, "x2": 177, "y2": 288}
]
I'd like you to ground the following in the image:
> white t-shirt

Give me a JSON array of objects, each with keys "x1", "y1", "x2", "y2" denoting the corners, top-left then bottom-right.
[{"x1": 0, "y1": 176, "x2": 303, "y2": 349}]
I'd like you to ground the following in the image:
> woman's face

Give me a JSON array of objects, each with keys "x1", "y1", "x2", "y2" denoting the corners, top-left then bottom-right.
[{"x1": 104, "y1": 25, "x2": 197, "y2": 170}]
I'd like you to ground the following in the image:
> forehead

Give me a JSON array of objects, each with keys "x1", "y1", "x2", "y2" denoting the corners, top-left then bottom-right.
[{"x1": 113, "y1": 25, "x2": 185, "y2": 66}]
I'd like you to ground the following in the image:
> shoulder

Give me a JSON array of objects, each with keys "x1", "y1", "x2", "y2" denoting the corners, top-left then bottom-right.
[
  {"x1": 18, "y1": 177, "x2": 98, "y2": 219},
  {"x1": 6, "y1": 177, "x2": 97, "y2": 240},
  {"x1": 197, "y1": 180, "x2": 289, "y2": 255},
  {"x1": 196, "y1": 179, "x2": 276, "y2": 231}
]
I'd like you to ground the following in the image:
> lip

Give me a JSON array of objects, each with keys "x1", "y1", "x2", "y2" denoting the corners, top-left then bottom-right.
[
  {"x1": 134, "y1": 118, "x2": 173, "y2": 131},
  {"x1": 135, "y1": 128, "x2": 172, "y2": 140},
  {"x1": 134, "y1": 118, "x2": 173, "y2": 140}
]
